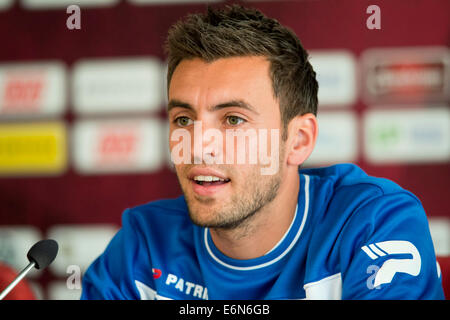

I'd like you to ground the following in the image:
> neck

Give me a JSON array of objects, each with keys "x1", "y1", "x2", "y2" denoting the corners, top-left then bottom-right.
[{"x1": 209, "y1": 167, "x2": 300, "y2": 260}]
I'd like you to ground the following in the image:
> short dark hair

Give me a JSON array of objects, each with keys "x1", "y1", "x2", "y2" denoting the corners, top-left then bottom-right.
[{"x1": 165, "y1": 4, "x2": 318, "y2": 139}]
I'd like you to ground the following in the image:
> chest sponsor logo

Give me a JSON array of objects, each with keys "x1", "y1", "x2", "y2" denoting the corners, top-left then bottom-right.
[
  {"x1": 164, "y1": 273, "x2": 208, "y2": 300},
  {"x1": 152, "y1": 268, "x2": 162, "y2": 279}
]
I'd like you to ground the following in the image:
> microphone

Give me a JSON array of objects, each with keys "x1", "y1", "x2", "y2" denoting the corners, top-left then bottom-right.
[{"x1": 0, "y1": 239, "x2": 58, "y2": 300}]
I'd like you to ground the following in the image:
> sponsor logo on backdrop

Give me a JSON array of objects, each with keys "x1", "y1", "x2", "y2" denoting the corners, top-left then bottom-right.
[
  {"x1": 72, "y1": 118, "x2": 165, "y2": 174},
  {"x1": 47, "y1": 225, "x2": 118, "y2": 277},
  {"x1": 0, "y1": 122, "x2": 67, "y2": 175},
  {"x1": 0, "y1": 62, "x2": 67, "y2": 118},
  {"x1": 308, "y1": 51, "x2": 357, "y2": 107},
  {"x1": 428, "y1": 218, "x2": 450, "y2": 257},
  {"x1": 304, "y1": 111, "x2": 358, "y2": 166},
  {"x1": 72, "y1": 57, "x2": 163, "y2": 115},
  {"x1": 96, "y1": 127, "x2": 139, "y2": 165},
  {"x1": 363, "y1": 107, "x2": 450, "y2": 164},
  {"x1": 361, "y1": 47, "x2": 450, "y2": 104},
  {"x1": 47, "y1": 231, "x2": 117, "y2": 300},
  {"x1": 0, "y1": 0, "x2": 13, "y2": 10},
  {"x1": 21, "y1": 0, "x2": 119, "y2": 9}
]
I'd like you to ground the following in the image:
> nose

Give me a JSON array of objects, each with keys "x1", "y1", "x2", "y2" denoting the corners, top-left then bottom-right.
[{"x1": 192, "y1": 120, "x2": 224, "y2": 165}]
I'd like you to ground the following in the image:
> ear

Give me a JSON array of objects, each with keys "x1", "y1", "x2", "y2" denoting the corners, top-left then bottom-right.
[{"x1": 286, "y1": 113, "x2": 318, "y2": 166}]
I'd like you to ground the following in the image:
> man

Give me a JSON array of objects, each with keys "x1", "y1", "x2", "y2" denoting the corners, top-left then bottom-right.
[{"x1": 81, "y1": 5, "x2": 444, "y2": 300}]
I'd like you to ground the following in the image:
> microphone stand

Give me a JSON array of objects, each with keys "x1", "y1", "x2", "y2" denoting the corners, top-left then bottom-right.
[{"x1": 0, "y1": 261, "x2": 36, "y2": 300}]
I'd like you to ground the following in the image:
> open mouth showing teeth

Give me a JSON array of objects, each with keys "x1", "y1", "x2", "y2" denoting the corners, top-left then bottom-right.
[{"x1": 193, "y1": 175, "x2": 231, "y2": 186}]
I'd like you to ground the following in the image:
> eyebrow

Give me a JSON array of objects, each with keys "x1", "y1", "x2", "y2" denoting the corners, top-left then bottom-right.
[{"x1": 167, "y1": 99, "x2": 260, "y2": 115}]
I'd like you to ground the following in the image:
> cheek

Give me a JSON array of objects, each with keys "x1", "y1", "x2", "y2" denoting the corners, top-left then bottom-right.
[
  {"x1": 173, "y1": 164, "x2": 189, "y2": 184},
  {"x1": 222, "y1": 133, "x2": 260, "y2": 166},
  {"x1": 224, "y1": 129, "x2": 282, "y2": 167},
  {"x1": 229, "y1": 164, "x2": 259, "y2": 185}
]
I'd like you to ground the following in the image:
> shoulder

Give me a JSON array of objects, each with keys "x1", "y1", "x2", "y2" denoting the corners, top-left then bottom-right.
[
  {"x1": 301, "y1": 164, "x2": 429, "y2": 276},
  {"x1": 300, "y1": 163, "x2": 422, "y2": 217},
  {"x1": 301, "y1": 163, "x2": 412, "y2": 195},
  {"x1": 300, "y1": 165, "x2": 444, "y2": 299}
]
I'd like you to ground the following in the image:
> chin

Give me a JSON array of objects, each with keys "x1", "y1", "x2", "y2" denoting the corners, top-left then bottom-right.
[{"x1": 188, "y1": 209, "x2": 217, "y2": 228}]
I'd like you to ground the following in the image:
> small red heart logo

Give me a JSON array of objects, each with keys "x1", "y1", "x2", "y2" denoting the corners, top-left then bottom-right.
[{"x1": 152, "y1": 268, "x2": 162, "y2": 279}]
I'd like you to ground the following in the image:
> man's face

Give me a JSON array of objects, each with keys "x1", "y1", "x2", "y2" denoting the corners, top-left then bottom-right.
[{"x1": 168, "y1": 56, "x2": 285, "y2": 229}]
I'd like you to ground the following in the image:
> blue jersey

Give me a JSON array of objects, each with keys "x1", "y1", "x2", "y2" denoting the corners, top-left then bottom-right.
[{"x1": 80, "y1": 164, "x2": 444, "y2": 300}]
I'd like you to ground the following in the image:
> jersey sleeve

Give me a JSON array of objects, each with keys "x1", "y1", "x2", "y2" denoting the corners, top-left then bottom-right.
[
  {"x1": 339, "y1": 191, "x2": 445, "y2": 299},
  {"x1": 80, "y1": 209, "x2": 149, "y2": 300}
]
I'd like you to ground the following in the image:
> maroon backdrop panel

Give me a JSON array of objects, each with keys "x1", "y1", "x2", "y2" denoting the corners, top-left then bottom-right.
[{"x1": 0, "y1": 0, "x2": 449, "y2": 230}]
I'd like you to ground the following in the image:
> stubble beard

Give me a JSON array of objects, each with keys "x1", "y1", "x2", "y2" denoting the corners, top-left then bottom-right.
[{"x1": 180, "y1": 163, "x2": 283, "y2": 236}]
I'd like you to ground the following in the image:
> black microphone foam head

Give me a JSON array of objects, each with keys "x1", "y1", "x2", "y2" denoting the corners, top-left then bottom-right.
[{"x1": 27, "y1": 239, "x2": 59, "y2": 270}]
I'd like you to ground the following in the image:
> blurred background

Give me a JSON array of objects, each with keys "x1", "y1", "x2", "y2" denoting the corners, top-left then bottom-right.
[{"x1": 0, "y1": 0, "x2": 448, "y2": 300}]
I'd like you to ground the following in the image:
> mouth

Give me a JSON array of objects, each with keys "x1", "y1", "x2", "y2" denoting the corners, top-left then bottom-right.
[
  {"x1": 187, "y1": 170, "x2": 232, "y2": 196},
  {"x1": 192, "y1": 175, "x2": 231, "y2": 187}
]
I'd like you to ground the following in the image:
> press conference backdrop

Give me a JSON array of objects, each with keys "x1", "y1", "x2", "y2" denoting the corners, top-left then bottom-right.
[{"x1": 0, "y1": 0, "x2": 449, "y2": 300}]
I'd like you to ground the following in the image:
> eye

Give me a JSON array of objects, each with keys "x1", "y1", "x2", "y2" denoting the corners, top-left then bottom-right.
[
  {"x1": 174, "y1": 116, "x2": 193, "y2": 127},
  {"x1": 226, "y1": 115, "x2": 245, "y2": 126}
]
